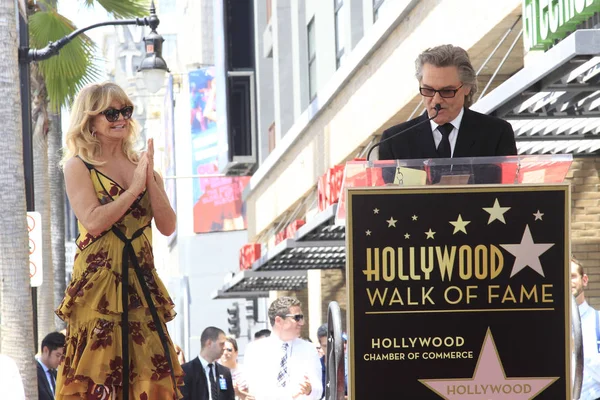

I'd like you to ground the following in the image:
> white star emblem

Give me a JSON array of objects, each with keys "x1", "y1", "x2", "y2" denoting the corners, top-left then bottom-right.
[
  {"x1": 404, "y1": 233, "x2": 410, "y2": 239},
  {"x1": 425, "y1": 229, "x2": 435, "y2": 239},
  {"x1": 449, "y1": 214, "x2": 470, "y2": 235},
  {"x1": 533, "y1": 210, "x2": 544, "y2": 221},
  {"x1": 373, "y1": 208, "x2": 379, "y2": 214},
  {"x1": 387, "y1": 217, "x2": 397, "y2": 227},
  {"x1": 483, "y1": 198, "x2": 511, "y2": 224},
  {"x1": 500, "y1": 225, "x2": 554, "y2": 277},
  {"x1": 411, "y1": 215, "x2": 418, "y2": 221}
]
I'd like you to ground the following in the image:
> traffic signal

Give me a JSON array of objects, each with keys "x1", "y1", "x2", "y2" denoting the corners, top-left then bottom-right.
[
  {"x1": 245, "y1": 298, "x2": 258, "y2": 323},
  {"x1": 227, "y1": 302, "x2": 241, "y2": 337}
]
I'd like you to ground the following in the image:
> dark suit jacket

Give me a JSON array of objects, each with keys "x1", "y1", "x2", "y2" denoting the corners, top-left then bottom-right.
[
  {"x1": 36, "y1": 361, "x2": 54, "y2": 400},
  {"x1": 379, "y1": 108, "x2": 517, "y2": 160},
  {"x1": 378, "y1": 108, "x2": 517, "y2": 184},
  {"x1": 181, "y1": 357, "x2": 235, "y2": 400}
]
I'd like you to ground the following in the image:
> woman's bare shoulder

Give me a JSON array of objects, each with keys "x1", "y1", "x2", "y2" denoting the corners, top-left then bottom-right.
[{"x1": 64, "y1": 156, "x2": 90, "y2": 177}]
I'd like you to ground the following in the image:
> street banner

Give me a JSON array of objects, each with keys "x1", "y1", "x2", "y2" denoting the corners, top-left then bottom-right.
[{"x1": 346, "y1": 184, "x2": 570, "y2": 399}]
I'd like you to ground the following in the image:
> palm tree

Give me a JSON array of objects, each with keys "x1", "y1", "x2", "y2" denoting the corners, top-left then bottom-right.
[
  {"x1": 27, "y1": 0, "x2": 150, "y2": 339},
  {"x1": 49, "y1": 111, "x2": 67, "y2": 330},
  {"x1": 0, "y1": 1, "x2": 38, "y2": 399}
]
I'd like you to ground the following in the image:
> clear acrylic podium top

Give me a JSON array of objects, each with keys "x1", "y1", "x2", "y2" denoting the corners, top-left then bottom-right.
[{"x1": 336, "y1": 154, "x2": 573, "y2": 224}]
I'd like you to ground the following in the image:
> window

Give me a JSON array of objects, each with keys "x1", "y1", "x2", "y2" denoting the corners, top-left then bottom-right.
[
  {"x1": 307, "y1": 17, "x2": 317, "y2": 100},
  {"x1": 334, "y1": 0, "x2": 345, "y2": 69},
  {"x1": 373, "y1": 0, "x2": 386, "y2": 22}
]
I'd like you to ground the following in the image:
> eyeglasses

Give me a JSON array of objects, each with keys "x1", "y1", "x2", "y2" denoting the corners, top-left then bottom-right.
[
  {"x1": 101, "y1": 106, "x2": 134, "y2": 122},
  {"x1": 419, "y1": 84, "x2": 464, "y2": 98},
  {"x1": 284, "y1": 314, "x2": 304, "y2": 322}
]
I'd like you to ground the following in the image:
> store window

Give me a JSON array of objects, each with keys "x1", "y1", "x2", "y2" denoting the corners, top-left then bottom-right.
[
  {"x1": 334, "y1": 0, "x2": 345, "y2": 69},
  {"x1": 308, "y1": 17, "x2": 317, "y2": 100}
]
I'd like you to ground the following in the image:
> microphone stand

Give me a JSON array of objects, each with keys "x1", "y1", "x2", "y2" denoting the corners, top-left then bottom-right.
[{"x1": 366, "y1": 104, "x2": 442, "y2": 161}]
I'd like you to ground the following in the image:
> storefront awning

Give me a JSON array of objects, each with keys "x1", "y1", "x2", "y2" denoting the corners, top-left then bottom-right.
[
  {"x1": 212, "y1": 205, "x2": 346, "y2": 299},
  {"x1": 251, "y1": 204, "x2": 345, "y2": 271},
  {"x1": 211, "y1": 270, "x2": 307, "y2": 300},
  {"x1": 472, "y1": 29, "x2": 600, "y2": 155},
  {"x1": 295, "y1": 204, "x2": 345, "y2": 242}
]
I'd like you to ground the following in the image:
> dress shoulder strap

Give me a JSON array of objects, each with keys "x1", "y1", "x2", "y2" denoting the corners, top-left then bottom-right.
[{"x1": 76, "y1": 155, "x2": 94, "y2": 171}]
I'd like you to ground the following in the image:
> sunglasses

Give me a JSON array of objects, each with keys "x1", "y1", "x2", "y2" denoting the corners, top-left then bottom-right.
[
  {"x1": 284, "y1": 314, "x2": 304, "y2": 322},
  {"x1": 101, "y1": 106, "x2": 134, "y2": 122}
]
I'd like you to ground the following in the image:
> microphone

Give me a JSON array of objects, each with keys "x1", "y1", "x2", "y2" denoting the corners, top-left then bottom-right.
[{"x1": 366, "y1": 104, "x2": 442, "y2": 161}]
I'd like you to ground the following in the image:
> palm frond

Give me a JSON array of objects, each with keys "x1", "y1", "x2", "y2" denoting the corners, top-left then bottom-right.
[
  {"x1": 84, "y1": 0, "x2": 150, "y2": 19},
  {"x1": 29, "y1": 11, "x2": 100, "y2": 111}
]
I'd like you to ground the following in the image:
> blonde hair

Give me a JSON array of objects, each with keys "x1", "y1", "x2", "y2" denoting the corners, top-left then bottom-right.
[{"x1": 61, "y1": 81, "x2": 140, "y2": 167}]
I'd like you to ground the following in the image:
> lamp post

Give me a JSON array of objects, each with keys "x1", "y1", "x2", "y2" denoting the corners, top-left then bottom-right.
[{"x1": 18, "y1": 0, "x2": 169, "y2": 350}]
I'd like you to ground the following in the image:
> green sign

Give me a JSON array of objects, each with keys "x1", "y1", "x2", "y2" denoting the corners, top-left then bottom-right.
[{"x1": 523, "y1": 0, "x2": 600, "y2": 51}]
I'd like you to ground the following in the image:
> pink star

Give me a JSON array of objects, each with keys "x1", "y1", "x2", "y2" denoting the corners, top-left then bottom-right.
[{"x1": 420, "y1": 329, "x2": 558, "y2": 399}]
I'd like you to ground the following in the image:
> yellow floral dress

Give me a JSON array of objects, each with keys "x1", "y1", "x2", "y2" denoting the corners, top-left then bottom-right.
[{"x1": 56, "y1": 162, "x2": 184, "y2": 400}]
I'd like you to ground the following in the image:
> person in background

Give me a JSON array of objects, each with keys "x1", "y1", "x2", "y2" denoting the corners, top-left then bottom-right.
[
  {"x1": 219, "y1": 336, "x2": 253, "y2": 400},
  {"x1": 37, "y1": 331, "x2": 65, "y2": 400},
  {"x1": 244, "y1": 296, "x2": 322, "y2": 399},
  {"x1": 572, "y1": 256, "x2": 600, "y2": 400},
  {"x1": 57, "y1": 82, "x2": 183, "y2": 399},
  {"x1": 253, "y1": 329, "x2": 271, "y2": 340},
  {"x1": 181, "y1": 327, "x2": 235, "y2": 400},
  {"x1": 316, "y1": 324, "x2": 328, "y2": 400},
  {"x1": 1, "y1": 353, "x2": 25, "y2": 400}
]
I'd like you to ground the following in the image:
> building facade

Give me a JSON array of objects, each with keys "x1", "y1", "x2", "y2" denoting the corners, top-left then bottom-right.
[{"x1": 213, "y1": 0, "x2": 600, "y2": 344}]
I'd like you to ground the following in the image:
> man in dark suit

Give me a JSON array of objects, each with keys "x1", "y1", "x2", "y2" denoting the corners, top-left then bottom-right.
[
  {"x1": 378, "y1": 44, "x2": 516, "y2": 182},
  {"x1": 36, "y1": 331, "x2": 65, "y2": 400},
  {"x1": 181, "y1": 327, "x2": 235, "y2": 400}
]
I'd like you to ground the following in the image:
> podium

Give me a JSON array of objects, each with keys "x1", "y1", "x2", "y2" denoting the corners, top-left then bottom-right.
[{"x1": 340, "y1": 155, "x2": 576, "y2": 399}]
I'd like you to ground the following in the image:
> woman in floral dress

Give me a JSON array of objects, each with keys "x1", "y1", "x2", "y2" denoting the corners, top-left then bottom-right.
[{"x1": 57, "y1": 82, "x2": 183, "y2": 400}]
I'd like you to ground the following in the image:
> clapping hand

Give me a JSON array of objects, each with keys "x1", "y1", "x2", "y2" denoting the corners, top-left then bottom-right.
[{"x1": 292, "y1": 375, "x2": 312, "y2": 398}]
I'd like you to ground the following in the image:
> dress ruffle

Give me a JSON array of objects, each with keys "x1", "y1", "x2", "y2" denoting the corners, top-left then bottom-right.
[
  {"x1": 56, "y1": 266, "x2": 176, "y2": 322},
  {"x1": 57, "y1": 309, "x2": 183, "y2": 400}
]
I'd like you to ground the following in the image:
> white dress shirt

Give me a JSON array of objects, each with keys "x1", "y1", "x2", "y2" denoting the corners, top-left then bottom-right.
[
  {"x1": 430, "y1": 107, "x2": 464, "y2": 157},
  {"x1": 245, "y1": 336, "x2": 323, "y2": 400},
  {"x1": 1, "y1": 354, "x2": 25, "y2": 400},
  {"x1": 198, "y1": 356, "x2": 219, "y2": 400},
  {"x1": 579, "y1": 301, "x2": 600, "y2": 400}
]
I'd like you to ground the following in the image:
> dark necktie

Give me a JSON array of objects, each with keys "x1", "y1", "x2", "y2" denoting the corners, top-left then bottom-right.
[
  {"x1": 208, "y1": 363, "x2": 218, "y2": 400},
  {"x1": 437, "y1": 123, "x2": 454, "y2": 158},
  {"x1": 48, "y1": 369, "x2": 56, "y2": 393}
]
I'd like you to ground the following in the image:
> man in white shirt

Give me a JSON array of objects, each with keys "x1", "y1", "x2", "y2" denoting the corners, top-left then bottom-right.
[
  {"x1": 245, "y1": 296, "x2": 323, "y2": 400},
  {"x1": 572, "y1": 257, "x2": 600, "y2": 400},
  {"x1": 181, "y1": 326, "x2": 235, "y2": 400}
]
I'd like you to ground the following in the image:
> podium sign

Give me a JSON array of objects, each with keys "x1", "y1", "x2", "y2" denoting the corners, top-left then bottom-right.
[{"x1": 347, "y1": 184, "x2": 570, "y2": 399}]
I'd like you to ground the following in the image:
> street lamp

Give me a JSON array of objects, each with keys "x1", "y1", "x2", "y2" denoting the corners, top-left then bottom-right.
[
  {"x1": 19, "y1": 1, "x2": 169, "y2": 93},
  {"x1": 17, "y1": 0, "x2": 169, "y2": 350}
]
